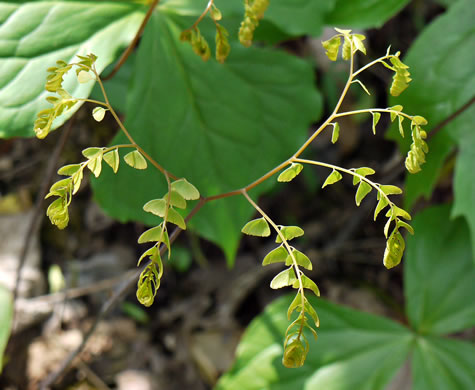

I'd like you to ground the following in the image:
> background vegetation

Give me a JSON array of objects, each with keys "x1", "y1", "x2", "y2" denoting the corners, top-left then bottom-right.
[{"x1": 0, "y1": 0, "x2": 473, "y2": 389}]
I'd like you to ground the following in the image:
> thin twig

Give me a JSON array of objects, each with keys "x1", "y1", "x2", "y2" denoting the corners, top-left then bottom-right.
[
  {"x1": 427, "y1": 95, "x2": 475, "y2": 140},
  {"x1": 102, "y1": 0, "x2": 160, "y2": 81},
  {"x1": 184, "y1": 0, "x2": 214, "y2": 32},
  {"x1": 13, "y1": 119, "x2": 75, "y2": 304},
  {"x1": 28, "y1": 270, "x2": 136, "y2": 305},
  {"x1": 76, "y1": 360, "x2": 111, "y2": 390}
]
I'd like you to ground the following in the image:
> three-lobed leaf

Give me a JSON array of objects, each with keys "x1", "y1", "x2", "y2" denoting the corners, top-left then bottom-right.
[
  {"x1": 270, "y1": 267, "x2": 297, "y2": 289},
  {"x1": 275, "y1": 226, "x2": 304, "y2": 243},
  {"x1": 355, "y1": 181, "x2": 372, "y2": 206},
  {"x1": 242, "y1": 217, "x2": 271, "y2": 237},
  {"x1": 262, "y1": 246, "x2": 287, "y2": 266},
  {"x1": 277, "y1": 163, "x2": 303, "y2": 183},
  {"x1": 124, "y1": 150, "x2": 147, "y2": 170},
  {"x1": 171, "y1": 178, "x2": 200, "y2": 200},
  {"x1": 322, "y1": 170, "x2": 342, "y2": 188},
  {"x1": 103, "y1": 149, "x2": 120, "y2": 173}
]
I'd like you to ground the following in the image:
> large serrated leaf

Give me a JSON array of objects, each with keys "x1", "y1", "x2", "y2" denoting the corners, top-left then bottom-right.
[
  {"x1": 405, "y1": 205, "x2": 475, "y2": 335},
  {"x1": 92, "y1": 12, "x2": 321, "y2": 264},
  {"x1": 216, "y1": 295, "x2": 413, "y2": 390},
  {"x1": 0, "y1": 1, "x2": 145, "y2": 138}
]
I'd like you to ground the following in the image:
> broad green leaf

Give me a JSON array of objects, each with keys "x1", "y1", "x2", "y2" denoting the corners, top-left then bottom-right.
[
  {"x1": 103, "y1": 149, "x2": 119, "y2": 173},
  {"x1": 355, "y1": 181, "x2": 372, "y2": 206},
  {"x1": 405, "y1": 205, "x2": 475, "y2": 335},
  {"x1": 262, "y1": 246, "x2": 288, "y2": 266},
  {"x1": 322, "y1": 170, "x2": 342, "y2": 188},
  {"x1": 452, "y1": 131, "x2": 475, "y2": 253},
  {"x1": 242, "y1": 217, "x2": 271, "y2": 237},
  {"x1": 124, "y1": 150, "x2": 147, "y2": 170},
  {"x1": 434, "y1": 0, "x2": 458, "y2": 7},
  {"x1": 216, "y1": 295, "x2": 413, "y2": 390},
  {"x1": 0, "y1": 1, "x2": 145, "y2": 138},
  {"x1": 412, "y1": 336, "x2": 475, "y2": 390},
  {"x1": 325, "y1": 0, "x2": 410, "y2": 28},
  {"x1": 0, "y1": 285, "x2": 13, "y2": 373},
  {"x1": 215, "y1": 0, "x2": 335, "y2": 37},
  {"x1": 171, "y1": 178, "x2": 200, "y2": 201},
  {"x1": 277, "y1": 163, "x2": 303, "y2": 183},
  {"x1": 275, "y1": 226, "x2": 304, "y2": 243},
  {"x1": 92, "y1": 12, "x2": 322, "y2": 264},
  {"x1": 270, "y1": 268, "x2": 297, "y2": 289},
  {"x1": 387, "y1": 0, "x2": 475, "y2": 217}
]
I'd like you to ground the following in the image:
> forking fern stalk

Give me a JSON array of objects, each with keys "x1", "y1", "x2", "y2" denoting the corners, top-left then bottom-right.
[{"x1": 33, "y1": 1, "x2": 428, "y2": 369}]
